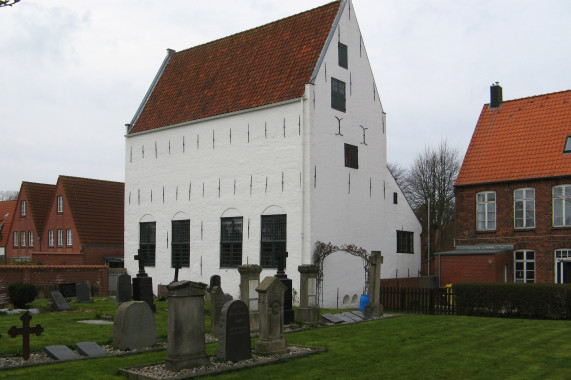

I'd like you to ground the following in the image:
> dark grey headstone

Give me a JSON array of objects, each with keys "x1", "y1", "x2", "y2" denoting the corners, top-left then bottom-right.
[
  {"x1": 75, "y1": 342, "x2": 107, "y2": 357},
  {"x1": 210, "y1": 286, "x2": 225, "y2": 339},
  {"x1": 209, "y1": 275, "x2": 221, "y2": 291},
  {"x1": 76, "y1": 283, "x2": 91, "y2": 303},
  {"x1": 113, "y1": 301, "x2": 157, "y2": 351},
  {"x1": 321, "y1": 313, "x2": 343, "y2": 324},
  {"x1": 342, "y1": 312, "x2": 364, "y2": 322},
  {"x1": 49, "y1": 291, "x2": 71, "y2": 311},
  {"x1": 217, "y1": 300, "x2": 251, "y2": 362},
  {"x1": 116, "y1": 274, "x2": 132, "y2": 304},
  {"x1": 44, "y1": 345, "x2": 80, "y2": 361},
  {"x1": 132, "y1": 276, "x2": 155, "y2": 312},
  {"x1": 351, "y1": 311, "x2": 372, "y2": 320},
  {"x1": 59, "y1": 283, "x2": 76, "y2": 298}
]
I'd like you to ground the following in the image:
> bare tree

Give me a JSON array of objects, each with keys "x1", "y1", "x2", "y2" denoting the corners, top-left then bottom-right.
[
  {"x1": 0, "y1": 190, "x2": 19, "y2": 201},
  {"x1": 406, "y1": 140, "x2": 460, "y2": 255},
  {"x1": 387, "y1": 162, "x2": 407, "y2": 191}
]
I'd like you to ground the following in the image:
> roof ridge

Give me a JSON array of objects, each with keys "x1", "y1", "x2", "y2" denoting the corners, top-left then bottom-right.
[
  {"x1": 485, "y1": 88, "x2": 571, "y2": 107},
  {"x1": 59, "y1": 175, "x2": 124, "y2": 185}
]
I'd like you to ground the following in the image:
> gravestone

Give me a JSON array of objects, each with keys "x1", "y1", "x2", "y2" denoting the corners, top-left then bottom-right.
[
  {"x1": 209, "y1": 275, "x2": 221, "y2": 292},
  {"x1": 321, "y1": 313, "x2": 343, "y2": 324},
  {"x1": 364, "y1": 251, "x2": 383, "y2": 318},
  {"x1": 132, "y1": 249, "x2": 156, "y2": 312},
  {"x1": 297, "y1": 265, "x2": 320, "y2": 323},
  {"x1": 59, "y1": 283, "x2": 76, "y2": 298},
  {"x1": 238, "y1": 264, "x2": 262, "y2": 331},
  {"x1": 49, "y1": 291, "x2": 71, "y2": 311},
  {"x1": 44, "y1": 345, "x2": 81, "y2": 361},
  {"x1": 113, "y1": 301, "x2": 157, "y2": 351},
  {"x1": 165, "y1": 280, "x2": 210, "y2": 371},
  {"x1": 76, "y1": 282, "x2": 91, "y2": 303},
  {"x1": 116, "y1": 273, "x2": 132, "y2": 304},
  {"x1": 217, "y1": 300, "x2": 251, "y2": 362},
  {"x1": 210, "y1": 286, "x2": 225, "y2": 339},
  {"x1": 75, "y1": 341, "x2": 107, "y2": 357},
  {"x1": 8, "y1": 311, "x2": 44, "y2": 360},
  {"x1": 254, "y1": 276, "x2": 288, "y2": 354},
  {"x1": 274, "y1": 251, "x2": 294, "y2": 325}
]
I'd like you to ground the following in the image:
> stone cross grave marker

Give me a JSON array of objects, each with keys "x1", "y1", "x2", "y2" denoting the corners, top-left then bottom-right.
[
  {"x1": 49, "y1": 291, "x2": 71, "y2": 311},
  {"x1": 8, "y1": 311, "x2": 44, "y2": 360},
  {"x1": 76, "y1": 282, "x2": 91, "y2": 303},
  {"x1": 217, "y1": 300, "x2": 252, "y2": 362},
  {"x1": 133, "y1": 249, "x2": 155, "y2": 312},
  {"x1": 134, "y1": 248, "x2": 148, "y2": 276}
]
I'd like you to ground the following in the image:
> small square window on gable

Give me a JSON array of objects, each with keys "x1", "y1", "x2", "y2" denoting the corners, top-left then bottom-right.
[
  {"x1": 338, "y1": 42, "x2": 348, "y2": 69},
  {"x1": 564, "y1": 136, "x2": 571, "y2": 154},
  {"x1": 344, "y1": 143, "x2": 358, "y2": 169}
]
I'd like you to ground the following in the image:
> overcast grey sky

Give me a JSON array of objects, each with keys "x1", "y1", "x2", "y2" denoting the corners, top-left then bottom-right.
[{"x1": 1, "y1": 0, "x2": 570, "y2": 191}]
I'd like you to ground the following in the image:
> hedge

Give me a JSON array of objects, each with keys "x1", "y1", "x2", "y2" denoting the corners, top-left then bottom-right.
[
  {"x1": 7, "y1": 282, "x2": 38, "y2": 309},
  {"x1": 453, "y1": 282, "x2": 571, "y2": 320}
]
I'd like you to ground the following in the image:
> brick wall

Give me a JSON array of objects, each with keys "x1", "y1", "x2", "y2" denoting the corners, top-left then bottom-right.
[
  {"x1": 380, "y1": 277, "x2": 421, "y2": 288},
  {"x1": 438, "y1": 253, "x2": 512, "y2": 287},
  {"x1": 0, "y1": 265, "x2": 109, "y2": 296}
]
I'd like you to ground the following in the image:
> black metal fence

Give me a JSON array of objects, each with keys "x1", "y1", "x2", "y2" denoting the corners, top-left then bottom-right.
[{"x1": 380, "y1": 287, "x2": 455, "y2": 315}]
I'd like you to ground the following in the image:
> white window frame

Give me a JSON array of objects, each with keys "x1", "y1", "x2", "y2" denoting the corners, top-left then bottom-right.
[
  {"x1": 514, "y1": 188, "x2": 535, "y2": 229},
  {"x1": 555, "y1": 249, "x2": 571, "y2": 284},
  {"x1": 553, "y1": 185, "x2": 571, "y2": 227},
  {"x1": 66, "y1": 229, "x2": 73, "y2": 246},
  {"x1": 28, "y1": 231, "x2": 34, "y2": 247},
  {"x1": 13, "y1": 231, "x2": 18, "y2": 247},
  {"x1": 48, "y1": 230, "x2": 54, "y2": 247},
  {"x1": 514, "y1": 250, "x2": 535, "y2": 283},
  {"x1": 21, "y1": 200, "x2": 26, "y2": 216},
  {"x1": 57, "y1": 195, "x2": 63, "y2": 213},
  {"x1": 21, "y1": 231, "x2": 26, "y2": 247},
  {"x1": 476, "y1": 191, "x2": 496, "y2": 231},
  {"x1": 57, "y1": 229, "x2": 63, "y2": 246}
]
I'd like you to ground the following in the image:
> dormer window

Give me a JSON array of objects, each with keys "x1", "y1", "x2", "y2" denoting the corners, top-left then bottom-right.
[
  {"x1": 564, "y1": 136, "x2": 571, "y2": 153},
  {"x1": 338, "y1": 42, "x2": 348, "y2": 69},
  {"x1": 57, "y1": 195, "x2": 63, "y2": 213}
]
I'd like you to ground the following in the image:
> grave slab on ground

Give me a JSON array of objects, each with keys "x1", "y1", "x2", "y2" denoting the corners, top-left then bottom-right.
[
  {"x1": 44, "y1": 345, "x2": 81, "y2": 361},
  {"x1": 75, "y1": 342, "x2": 107, "y2": 357}
]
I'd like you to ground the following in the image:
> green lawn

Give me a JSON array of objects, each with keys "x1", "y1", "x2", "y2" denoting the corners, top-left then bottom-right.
[{"x1": 1, "y1": 299, "x2": 571, "y2": 379}]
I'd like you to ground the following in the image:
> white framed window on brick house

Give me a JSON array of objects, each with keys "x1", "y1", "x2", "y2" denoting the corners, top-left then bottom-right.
[
  {"x1": 21, "y1": 231, "x2": 26, "y2": 247},
  {"x1": 220, "y1": 217, "x2": 243, "y2": 268},
  {"x1": 13, "y1": 231, "x2": 18, "y2": 247},
  {"x1": 139, "y1": 221, "x2": 156, "y2": 266},
  {"x1": 48, "y1": 230, "x2": 54, "y2": 247},
  {"x1": 57, "y1": 229, "x2": 63, "y2": 246},
  {"x1": 28, "y1": 231, "x2": 34, "y2": 247},
  {"x1": 476, "y1": 191, "x2": 496, "y2": 231},
  {"x1": 514, "y1": 250, "x2": 535, "y2": 283},
  {"x1": 57, "y1": 195, "x2": 63, "y2": 213},
  {"x1": 21, "y1": 200, "x2": 26, "y2": 216},
  {"x1": 171, "y1": 219, "x2": 190, "y2": 268},
  {"x1": 555, "y1": 249, "x2": 571, "y2": 284},
  {"x1": 553, "y1": 185, "x2": 571, "y2": 227},
  {"x1": 66, "y1": 229, "x2": 72, "y2": 246},
  {"x1": 514, "y1": 188, "x2": 535, "y2": 229}
]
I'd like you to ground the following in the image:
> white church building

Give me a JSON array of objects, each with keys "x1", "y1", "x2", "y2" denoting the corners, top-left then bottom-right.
[{"x1": 124, "y1": 0, "x2": 421, "y2": 308}]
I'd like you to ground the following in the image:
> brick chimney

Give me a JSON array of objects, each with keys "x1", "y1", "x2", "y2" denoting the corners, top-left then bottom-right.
[{"x1": 490, "y1": 82, "x2": 502, "y2": 108}]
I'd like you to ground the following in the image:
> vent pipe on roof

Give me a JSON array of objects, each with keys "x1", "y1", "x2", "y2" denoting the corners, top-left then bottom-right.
[{"x1": 490, "y1": 82, "x2": 502, "y2": 108}]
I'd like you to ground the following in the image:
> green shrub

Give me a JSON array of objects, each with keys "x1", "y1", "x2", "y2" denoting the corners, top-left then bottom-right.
[
  {"x1": 8, "y1": 282, "x2": 38, "y2": 308},
  {"x1": 453, "y1": 282, "x2": 571, "y2": 319}
]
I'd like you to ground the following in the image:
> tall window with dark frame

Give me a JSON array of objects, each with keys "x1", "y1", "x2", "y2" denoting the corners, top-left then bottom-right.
[
  {"x1": 344, "y1": 143, "x2": 358, "y2": 169},
  {"x1": 171, "y1": 219, "x2": 190, "y2": 268},
  {"x1": 220, "y1": 217, "x2": 243, "y2": 268},
  {"x1": 139, "y1": 221, "x2": 156, "y2": 266},
  {"x1": 260, "y1": 214, "x2": 286, "y2": 268},
  {"x1": 331, "y1": 78, "x2": 346, "y2": 112},
  {"x1": 396, "y1": 230, "x2": 414, "y2": 253},
  {"x1": 338, "y1": 42, "x2": 348, "y2": 69}
]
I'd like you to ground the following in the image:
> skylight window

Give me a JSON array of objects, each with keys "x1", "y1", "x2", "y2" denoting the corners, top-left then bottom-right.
[{"x1": 565, "y1": 136, "x2": 571, "y2": 154}]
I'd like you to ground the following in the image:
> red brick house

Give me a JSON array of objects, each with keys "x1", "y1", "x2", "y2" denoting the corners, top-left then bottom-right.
[
  {"x1": 6, "y1": 182, "x2": 55, "y2": 261},
  {"x1": 437, "y1": 85, "x2": 571, "y2": 286},
  {"x1": 0, "y1": 200, "x2": 17, "y2": 261},
  {"x1": 6, "y1": 176, "x2": 124, "y2": 266}
]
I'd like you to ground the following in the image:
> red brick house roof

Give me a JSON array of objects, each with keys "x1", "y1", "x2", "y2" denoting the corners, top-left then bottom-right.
[
  {"x1": 58, "y1": 176, "x2": 124, "y2": 247},
  {"x1": 21, "y1": 182, "x2": 57, "y2": 236},
  {"x1": 0, "y1": 200, "x2": 17, "y2": 247},
  {"x1": 455, "y1": 89, "x2": 571, "y2": 186},
  {"x1": 128, "y1": 1, "x2": 342, "y2": 134}
]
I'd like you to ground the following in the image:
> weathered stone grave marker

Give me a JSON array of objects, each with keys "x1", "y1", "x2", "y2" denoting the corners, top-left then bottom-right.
[
  {"x1": 116, "y1": 273, "x2": 132, "y2": 304},
  {"x1": 217, "y1": 300, "x2": 251, "y2": 362},
  {"x1": 49, "y1": 291, "x2": 71, "y2": 311},
  {"x1": 255, "y1": 276, "x2": 288, "y2": 354},
  {"x1": 133, "y1": 249, "x2": 156, "y2": 312},
  {"x1": 76, "y1": 282, "x2": 91, "y2": 303},
  {"x1": 44, "y1": 345, "x2": 80, "y2": 361},
  {"x1": 238, "y1": 264, "x2": 262, "y2": 331},
  {"x1": 210, "y1": 285, "x2": 225, "y2": 339},
  {"x1": 75, "y1": 341, "x2": 107, "y2": 357},
  {"x1": 364, "y1": 251, "x2": 383, "y2": 318},
  {"x1": 275, "y1": 251, "x2": 294, "y2": 325},
  {"x1": 297, "y1": 264, "x2": 320, "y2": 323},
  {"x1": 8, "y1": 311, "x2": 44, "y2": 360},
  {"x1": 113, "y1": 301, "x2": 157, "y2": 351}
]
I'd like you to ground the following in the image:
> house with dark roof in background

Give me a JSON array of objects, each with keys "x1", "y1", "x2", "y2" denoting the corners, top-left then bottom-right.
[
  {"x1": 436, "y1": 84, "x2": 571, "y2": 286},
  {"x1": 0, "y1": 200, "x2": 17, "y2": 261},
  {"x1": 124, "y1": 0, "x2": 421, "y2": 308},
  {"x1": 6, "y1": 176, "x2": 124, "y2": 266}
]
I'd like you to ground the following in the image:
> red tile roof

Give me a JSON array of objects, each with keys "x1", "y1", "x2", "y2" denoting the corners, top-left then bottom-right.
[
  {"x1": 22, "y1": 182, "x2": 57, "y2": 236},
  {"x1": 0, "y1": 200, "x2": 17, "y2": 247},
  {"x1": 129, "y1": 1, "x2": 341, "y2": 134},
  {"x1": 59, "y1": 176, "x2": 124, "y2": 247},
  {"x1": 455, "y1": 90, "x2": 571, "y2": 186}
]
